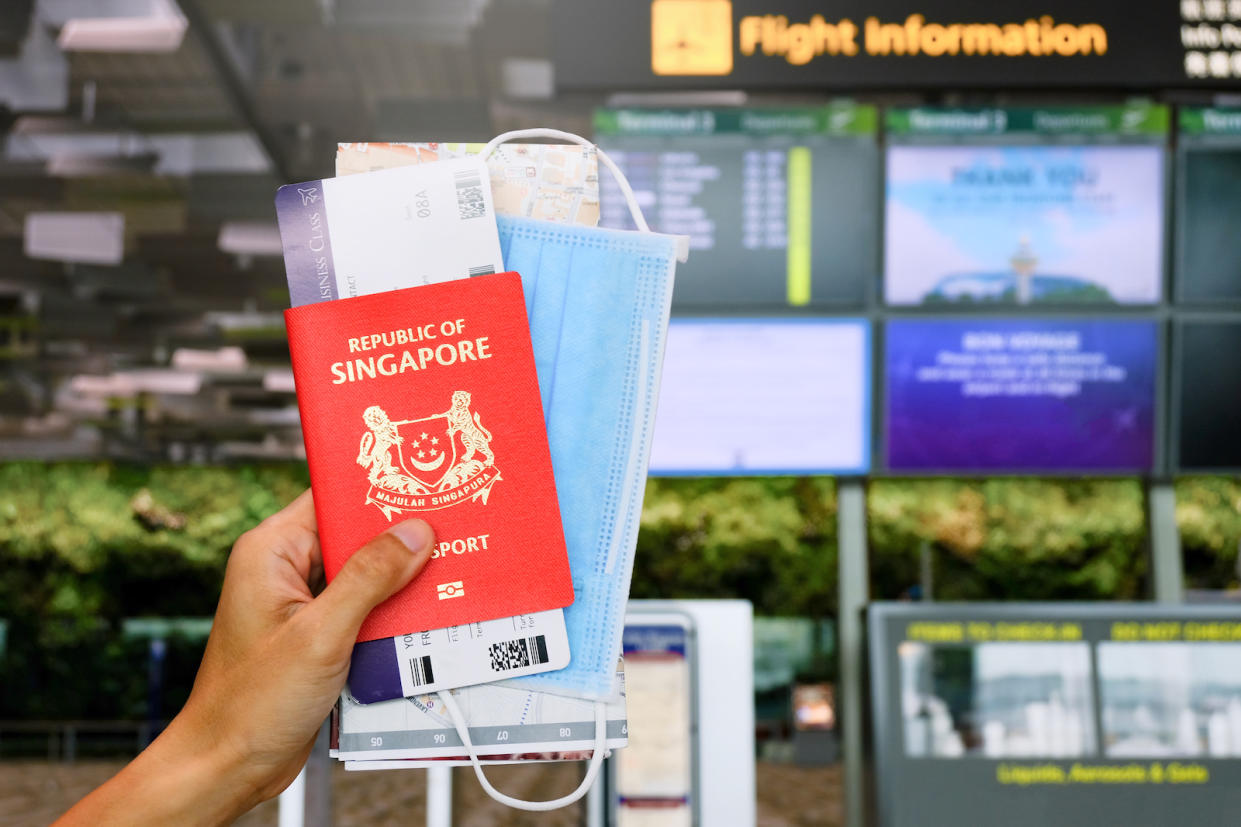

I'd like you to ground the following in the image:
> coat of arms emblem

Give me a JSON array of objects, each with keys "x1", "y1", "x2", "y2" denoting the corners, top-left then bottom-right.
[{"x1": 355, "y1": 390, "x2": 501, "y2": 519}]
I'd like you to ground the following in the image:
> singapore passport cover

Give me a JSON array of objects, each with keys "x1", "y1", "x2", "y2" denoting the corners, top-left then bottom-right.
[{"x1": 285, "y1": 272, "x2": 573, "y2": 642}]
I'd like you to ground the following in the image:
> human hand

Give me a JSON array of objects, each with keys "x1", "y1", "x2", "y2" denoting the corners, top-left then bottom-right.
[{"x1": 56, "y1": 489, "x2": 434, "y2": 826}]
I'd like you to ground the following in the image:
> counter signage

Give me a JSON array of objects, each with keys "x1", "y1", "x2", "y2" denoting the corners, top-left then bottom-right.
[{"x1": 870, "y1": 603, "x2": 1241, "y2": 827}]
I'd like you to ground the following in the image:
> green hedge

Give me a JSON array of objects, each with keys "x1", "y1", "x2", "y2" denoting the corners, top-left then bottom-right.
[
  {"x1": 0, "y1": 464, "x2": 307, "y2": 718},
  {"x1": 1, "y1": 463, "x2": 1240, "y2": 719},
  {"x1": 635, "y1": 477, "x2": 837, "y2": 614},
  {"x1": 1175, "y1": 476, "x2": 1241, "y2": 589},
  {"x1": 867, "y1": 478, "x2": 1149, "y2": 601}
]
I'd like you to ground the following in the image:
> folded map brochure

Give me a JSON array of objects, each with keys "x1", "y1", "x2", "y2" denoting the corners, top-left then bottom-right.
[
  {"x1": 333, "y1": 663, "x2": 628, "y2": 765},
  {"x1": 336, "y1": 141, "x2": 600, "y2": 227}
]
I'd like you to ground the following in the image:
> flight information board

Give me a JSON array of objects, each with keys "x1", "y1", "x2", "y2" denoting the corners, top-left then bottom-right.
[
  {"x1": 885, "y1": 319, "x2": 1157, "y2": 473},
  {"x1": 870, "y1": 603, "x2": 1241, "y2": 827},
  {"x1": 1176, "y1": 108, "x2": 1241, "y2": 305},
  {"x1": 1174, "y1": 319, "x2": 1241, "y2": 471},
  {"x1": 648, "y1": 319, "x2": 870, "y2": 475},
  {"x1": 884, "y1": 106, "x2": 1168, "y2": 308},
  {"x1": 595, "y1": 105, "x2": 878, "y2": 310}
]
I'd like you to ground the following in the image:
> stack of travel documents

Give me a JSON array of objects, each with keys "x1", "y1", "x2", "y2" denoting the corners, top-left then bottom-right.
[
  {"x1": 276, "y1": 140, "x2": 625, "y2": 770},
  {"x1": 330, "y1": 665, "x2": 628, "y2": 770}
]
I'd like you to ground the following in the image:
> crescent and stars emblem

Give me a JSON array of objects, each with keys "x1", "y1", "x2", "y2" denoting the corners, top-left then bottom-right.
[{"x1": 355, "y1": 390, "x2": 501, "y2": 519}]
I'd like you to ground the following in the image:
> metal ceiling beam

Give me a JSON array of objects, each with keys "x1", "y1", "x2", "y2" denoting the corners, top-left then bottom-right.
[{"x1": 177, "y1": 0, "x2": 292, "y2": 183}]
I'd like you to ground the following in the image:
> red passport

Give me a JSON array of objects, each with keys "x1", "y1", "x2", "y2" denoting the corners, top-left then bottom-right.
[{"x1": 285, "y1": 272, "x2": 573, "y2": 641}]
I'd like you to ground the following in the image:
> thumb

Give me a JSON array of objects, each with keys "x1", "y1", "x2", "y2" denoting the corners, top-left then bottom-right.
[{"x1": 307, "y1": 519, "x2": 434, "y2": 639}]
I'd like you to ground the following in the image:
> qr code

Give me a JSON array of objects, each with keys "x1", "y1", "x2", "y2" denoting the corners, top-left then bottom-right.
[
  {"x1": 454, "y1": 169, "x2": 486, "y2": 220},
  {"x1": 488, "y1": 635, "x2": 549, "y2": 672}
]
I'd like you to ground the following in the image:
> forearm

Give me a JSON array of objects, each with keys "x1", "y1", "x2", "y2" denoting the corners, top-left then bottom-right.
[
  {"x1": 54, "y1": 713, "x2": 262, "y2": 827},
  {"x1": 55, "y1": 495, "x2": 430, "y2": 825}
]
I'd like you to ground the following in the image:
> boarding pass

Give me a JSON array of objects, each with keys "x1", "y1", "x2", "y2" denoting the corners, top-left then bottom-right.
[
  {"x1": 348, "y1": 609, "x2": 570, "y2": 702},
  {"x1": 276, "y1": 155, "x2": 504, "y2": 308}
]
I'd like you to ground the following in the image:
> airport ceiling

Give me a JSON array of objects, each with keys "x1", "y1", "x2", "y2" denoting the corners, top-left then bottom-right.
[{"x1": 0, "y1": 0, "x2": 598, "y2": 453}]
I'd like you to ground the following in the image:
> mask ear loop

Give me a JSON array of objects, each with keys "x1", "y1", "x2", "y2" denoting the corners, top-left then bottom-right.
[
  {"x1": 435, "y1": 688, "x2": 609, "y2": 811},
  {"x1": 442, "y1": 127, "x2": 670, "y2": 810},
  {"x1": 429, "y1": 128, "x2": 635, "y2": 812},
  {"x1": 480, "y1": 128, "x2": 689, "y2": 262}
]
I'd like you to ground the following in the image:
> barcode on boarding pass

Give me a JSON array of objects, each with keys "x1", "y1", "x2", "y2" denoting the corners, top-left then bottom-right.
[
  {"x1": 488, "y1": 635, "x2": 549, "y2": 673},
  {"x1": 454, "y1": 168, "x2": 486, "y2": 220},
  {"x1": 407, "y1": 655, "x2": 435, "y2": 688},
  {"x1": 467, "y1": 265, "x2": 495, "y2": 277}
]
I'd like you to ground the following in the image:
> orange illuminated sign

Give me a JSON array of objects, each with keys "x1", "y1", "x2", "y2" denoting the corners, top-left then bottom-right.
[
  {"x1": 651, "y1": 0, "x2": 734, "y2": 75},
  {"x1": 651, "y1": 3, "x2": 1109, "y2": 76}
]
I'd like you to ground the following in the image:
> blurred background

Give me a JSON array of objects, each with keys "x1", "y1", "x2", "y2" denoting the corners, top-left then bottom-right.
[{"x1": 2, "y1": 1, "x2": 1241, "y2": 825}]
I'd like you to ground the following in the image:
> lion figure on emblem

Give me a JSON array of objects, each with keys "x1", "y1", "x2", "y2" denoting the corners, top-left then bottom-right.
[{"x1": 356, "y1": 405, "x2": 429, "y2": 494}]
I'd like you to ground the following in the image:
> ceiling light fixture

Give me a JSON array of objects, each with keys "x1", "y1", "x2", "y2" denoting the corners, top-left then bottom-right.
[
  {"x1": 262, "y1": 369, "x2": 296, "y2": 393},
  {"x1": 46, "y1": 151, "x2": 159, "y2": 176},
  {"x1": 57, "y1": 0, "x2": 188, "y2": 53},
  {"x1": 217, "y1": 221, "x2": 283, "y2": 257},
  {"x1": 25, "y1": 212, "x2": 125, "y2": 265},
  {"x1": 171, "y1": 346, "x2": 247, "y2": 372}
]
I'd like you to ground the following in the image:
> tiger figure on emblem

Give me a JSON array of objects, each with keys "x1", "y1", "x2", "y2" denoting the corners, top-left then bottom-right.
[{"x1": 445, "y1": 390, "x2": 495, "y2": 466}]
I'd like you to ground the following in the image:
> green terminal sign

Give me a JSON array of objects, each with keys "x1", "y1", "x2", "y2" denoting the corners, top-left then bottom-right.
[
  {"x1": 593, "y1": 103, "x2": 878, "y2": 138},
  {"x1": 1179, "y1": 107, "x2": 1241, "y2": 136},
  {"x1": 885, "y1": 104, "x2": 1170, "y2": 137}
]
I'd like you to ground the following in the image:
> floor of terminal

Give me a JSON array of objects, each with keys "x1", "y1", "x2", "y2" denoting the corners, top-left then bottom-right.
[{"x1": 2, "y1": 760, "x2": 841, "y2": 826}]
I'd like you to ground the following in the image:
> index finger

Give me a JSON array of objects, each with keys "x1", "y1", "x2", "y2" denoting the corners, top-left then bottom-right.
[
  {"x1": 265, "y1": 488, "x2": 319, "y2": 537},
  {"x1": 239, "y1": 488, "x2": 322, "y2": 583}
]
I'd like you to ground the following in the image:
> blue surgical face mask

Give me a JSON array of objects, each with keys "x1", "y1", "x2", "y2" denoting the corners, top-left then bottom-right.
[
  {"x1": 436, "y1": 129, "x2": 687, "y2": 812},
  {"x1": 489, "y1": 129, "x2": 686, "y2": 702},
  {"x1": 498, "y1": 215, "x2": 684, "y2": 695}
]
